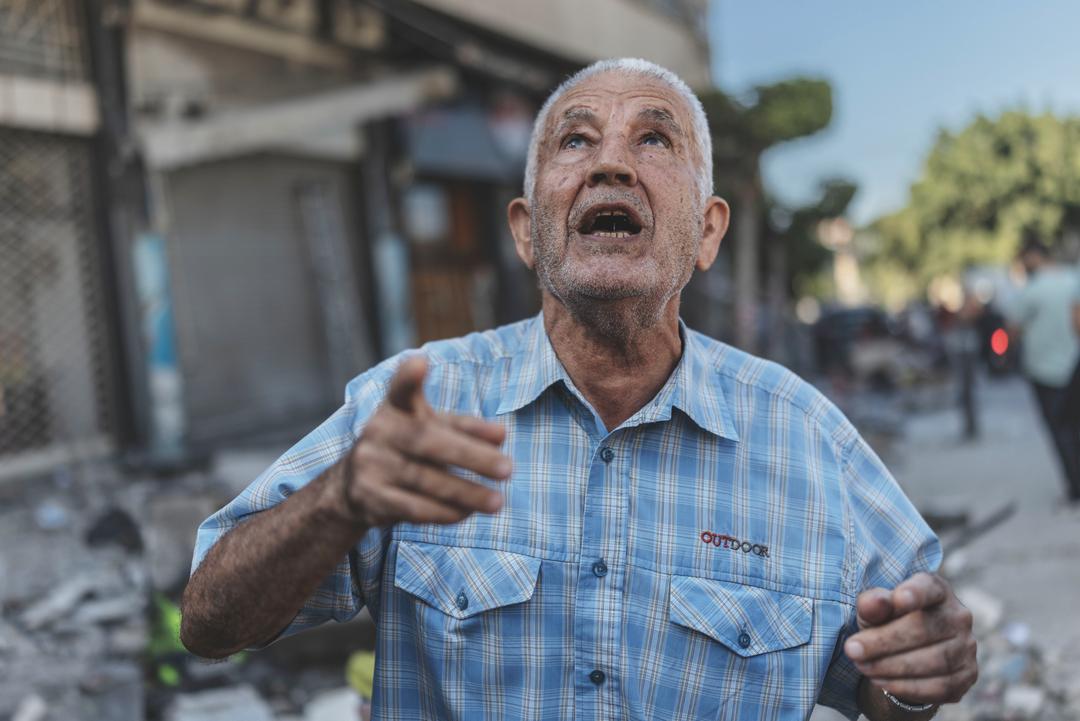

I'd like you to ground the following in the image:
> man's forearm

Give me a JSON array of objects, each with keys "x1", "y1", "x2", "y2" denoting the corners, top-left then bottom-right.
[
  {"x1": 180, "y1": 462, "x2": 365, "y2": 658},
  {"x1": 858, "y1": 677, "x2": 938, "y2": 721}
]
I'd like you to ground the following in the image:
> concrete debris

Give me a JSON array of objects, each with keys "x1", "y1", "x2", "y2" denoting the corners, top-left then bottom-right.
[
  {"x1": 1002, "y1": 621, "x2": 1032, "y2": 649},
  {"x1": 0, "y1": 618, "x2": 35, "y2": 656},
  {"x1": 954, "y1": 585, "x2": 1005, "y2": 636},
  {"x1": 71, "y1": 592, "x2": 146, "y2": 626},
  {"x1": 168, "y1": 684, "x2": 275, "y2": 721},
  {"x1": 941, "y1": 548, "x2": 969, "y2": 578},
  {"x1": 145, "y1": 494, "x2": 220, "y2": 593},
  {"x1": 303, "y1": 687, "x2": 364, "y2": 721},
  {"x1": 935, "y1": 592, "x2": 1078, "y2": 721},
  {"x1": 19, "y1": 574, "x2": 99, "y2": 630},
  {"x1": 107, "y1": 621, "x2": 150, "y2": 656},
  {"x1": 1003, "y1": 685, "x2": 1046, "y2": 716},
  {"x1": 81, "y1": 663, "x2": 145, "y2": 721},
  {"x1": 0, "y1": 460, "x2": 219, "y2": 719},
  {"x1": 11, "y1": 694, "x2": 47, "y2": 721}
]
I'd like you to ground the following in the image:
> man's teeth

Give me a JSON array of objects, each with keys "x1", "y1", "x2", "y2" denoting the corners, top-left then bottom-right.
[{"x1": 591, "y1": 230, "x2": 632, "y2": 238}]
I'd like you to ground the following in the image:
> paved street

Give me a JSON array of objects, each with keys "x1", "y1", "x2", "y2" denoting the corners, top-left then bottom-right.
[
  {"x1": 895, "y1": 374, "x2": 1080, "y2": 655},
  {"x1": 814, "y1": 373, "x2": 1080, "y2": 719}
]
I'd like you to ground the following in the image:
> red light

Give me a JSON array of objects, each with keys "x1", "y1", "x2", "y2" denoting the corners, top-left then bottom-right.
[{"x1": 991, "y1": 328, "x2": 1009, "y2": 356}]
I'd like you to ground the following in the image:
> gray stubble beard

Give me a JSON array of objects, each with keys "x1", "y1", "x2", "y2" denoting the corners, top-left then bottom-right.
[{"x1": 530, "y1": 204, "x2": 698, "y2": 344}]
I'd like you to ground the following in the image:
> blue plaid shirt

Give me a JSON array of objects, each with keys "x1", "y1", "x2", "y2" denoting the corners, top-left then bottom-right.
[{"x1": 192, "y1": 314, "x2": 940, "y2": 720}]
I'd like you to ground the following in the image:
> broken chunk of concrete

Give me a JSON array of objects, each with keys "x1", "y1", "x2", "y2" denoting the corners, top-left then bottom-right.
[
  {"x1": 72, "y1": 593, "x2": 145, "y2": 626},
  {"x1": 304, "y1": 687, "x2": 362, "y2": 721},
  {"x1": 1003, "y1": 684, "x2": 1046, "y2": 716},
  {"x1": 11, "y1": 694, "x2": 47, "y2": 721},
  {"x1": 167, "y1": 684, "x2": 275, "y2": 721},
  {"x1": 20, "y1": 574, "x2": 98, "y2": 630},
  {"x1": 954, "y1": 585, "x2": 1004, "y2": 636}
]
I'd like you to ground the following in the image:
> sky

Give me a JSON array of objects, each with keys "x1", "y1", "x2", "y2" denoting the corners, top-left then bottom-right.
[{"x1": 709, "y1": 1, "x2": 1080, "y2": 225}]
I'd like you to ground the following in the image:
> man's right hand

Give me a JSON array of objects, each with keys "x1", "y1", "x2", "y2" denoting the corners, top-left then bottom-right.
[{"x1": 328, "y1": 355, "x2": 512, "y2": 528}]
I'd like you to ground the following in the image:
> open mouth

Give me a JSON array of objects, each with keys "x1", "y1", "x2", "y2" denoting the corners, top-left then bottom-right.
[{"x1": 577, "y1": 206, "x2": 644, "y2": 238}]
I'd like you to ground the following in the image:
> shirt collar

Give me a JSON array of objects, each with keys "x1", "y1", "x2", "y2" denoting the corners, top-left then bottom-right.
[
  {"x1": 497, "y1": 315, "x2": 739, "y2": 441},
  {"x1": 496, "y1": 314, "x2": 570, "y2": 416},
  {"x1": 665, "y1": 322, "x2": 739, "y2": 441}
]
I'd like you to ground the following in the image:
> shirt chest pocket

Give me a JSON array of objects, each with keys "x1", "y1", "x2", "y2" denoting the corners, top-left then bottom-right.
[
  {"x1": 665, "y1": 574, "x2": 812, "y2": 664},
  {"x1": 393, "y1": 540, "x2": 541, "y2": 621}
]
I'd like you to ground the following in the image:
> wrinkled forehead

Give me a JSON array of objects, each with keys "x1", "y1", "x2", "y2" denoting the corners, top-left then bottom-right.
[{"x1": 542, "y1": 72, "x2": 695, "y2": 139}]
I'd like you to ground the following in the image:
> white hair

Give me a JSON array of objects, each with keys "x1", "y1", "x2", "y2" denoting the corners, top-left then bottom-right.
[{"x1": 523, "y1": 58, "x2": 713, "y2": 204}]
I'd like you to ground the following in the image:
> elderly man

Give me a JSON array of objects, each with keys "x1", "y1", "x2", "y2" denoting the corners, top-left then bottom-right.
[{"x1": 181, "y1": 59, "x2": 976, "y2": 720}]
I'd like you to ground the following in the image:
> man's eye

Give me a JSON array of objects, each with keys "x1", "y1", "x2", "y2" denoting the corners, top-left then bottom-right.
[
  {"x1": 641, "y1": 132, "x2": 668, "y2": 147},
  {"x1": 563, "y1": 134, "x2": 588, "y2": 150}
]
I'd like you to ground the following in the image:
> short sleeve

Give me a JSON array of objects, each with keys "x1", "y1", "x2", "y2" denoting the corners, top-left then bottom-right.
[
  {"x1": 190, "y1": 359, "x2": 402, "y2": 643},
  {"x1": 816, "y1": 433, "x2": 942, "y2": 719}
]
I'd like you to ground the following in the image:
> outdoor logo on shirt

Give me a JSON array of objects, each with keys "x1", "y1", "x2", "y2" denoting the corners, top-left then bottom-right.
[{"x1": 699, "y1": 531, "x2": 770, "y2": 558}]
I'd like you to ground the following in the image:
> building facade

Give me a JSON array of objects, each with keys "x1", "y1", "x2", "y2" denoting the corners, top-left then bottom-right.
[{"x1": 0, "y1": 0, "x2": 712, "y2": 473}]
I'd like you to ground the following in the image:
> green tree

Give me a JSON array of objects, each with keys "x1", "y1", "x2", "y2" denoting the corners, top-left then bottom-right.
[
  {"x1": 781, "y1": 178, "x2": 858, "y2": 292},
  {"x1": 699, "y1": 78, "x2": 833, "y2": 352},
  {"x1": 868, "y1": 110, "x2": 1080, "y2": 295}
]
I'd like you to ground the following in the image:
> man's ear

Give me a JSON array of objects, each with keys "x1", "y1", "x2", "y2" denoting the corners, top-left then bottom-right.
[
  {"x1": 508, "y1": 197, "x2": 534, "y2": 269},
  {"x1": 695, "y1": 196, "x2": 730, "y2": 271}
]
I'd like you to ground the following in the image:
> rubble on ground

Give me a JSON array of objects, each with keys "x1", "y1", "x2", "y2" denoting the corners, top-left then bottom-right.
[
  {"x1": 934, "y1": 580, "x2": 1080, "y2": 720},
  {"x1": 0, "y1": 457, "x2": 374, "y2": 720},
  {"x1": 1, "y1": 450, "x2": 1076, "y2": 720}
]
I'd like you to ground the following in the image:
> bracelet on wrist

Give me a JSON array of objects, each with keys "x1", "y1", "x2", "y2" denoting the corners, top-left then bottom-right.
[{"x1": 882, "y1": 688, "x2": 937, "y2": 714}]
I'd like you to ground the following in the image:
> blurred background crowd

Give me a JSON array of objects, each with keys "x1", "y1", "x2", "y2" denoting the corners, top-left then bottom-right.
[{"x1": 1, "y1": 1, "x2": 1079, "y2": 720}]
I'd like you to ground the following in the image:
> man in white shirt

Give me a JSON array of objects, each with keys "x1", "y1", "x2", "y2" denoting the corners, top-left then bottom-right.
[{"x1": 1008, "y1": 236, "x2": 1080, "y2": 503}]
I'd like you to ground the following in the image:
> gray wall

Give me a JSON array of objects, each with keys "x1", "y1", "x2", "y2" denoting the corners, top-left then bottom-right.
[{"x1": 164, "y1": 153, "x2": 373, "y2": 445}]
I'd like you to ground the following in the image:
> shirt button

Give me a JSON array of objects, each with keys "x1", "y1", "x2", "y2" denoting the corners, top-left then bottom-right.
[
  {"x1": 589, "y1": 669, "x2": 606, "y2": 685},
  {"x1": 737, "y1": 631, "x2": 752, "y2": 649},
  {"x1": 455, "y1": 591, "x2": 469, "y2": 611},
  {"x1": 600, "y1": 447, "x2": 615, "y2": 463},
  {"x1": 592, "y1": 559, "x2": 608, "y2": 577}
]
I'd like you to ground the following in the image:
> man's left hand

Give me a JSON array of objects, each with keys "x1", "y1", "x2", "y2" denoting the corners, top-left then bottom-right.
[{"x1": 845, "y1": 572, "x2": 978, "y2": 706}]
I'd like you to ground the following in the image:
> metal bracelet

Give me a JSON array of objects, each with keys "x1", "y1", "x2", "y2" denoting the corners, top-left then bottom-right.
[{"x1": 881, "y1": 688, "x2": 937, "y2": 714}]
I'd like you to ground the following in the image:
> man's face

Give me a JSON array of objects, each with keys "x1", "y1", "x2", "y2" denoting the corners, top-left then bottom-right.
[{"x1": 519, "y1": 72, "x2": 715, "y2": 321}]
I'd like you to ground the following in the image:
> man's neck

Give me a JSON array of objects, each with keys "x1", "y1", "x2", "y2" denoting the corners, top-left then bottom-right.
[{"x1": 541, "y1": 294, "x2": 683, "y2": 432}]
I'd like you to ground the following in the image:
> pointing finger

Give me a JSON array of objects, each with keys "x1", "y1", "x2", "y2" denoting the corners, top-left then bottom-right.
[{"x1": 387, "y1": 355, "x2": 431, "y2": 416}]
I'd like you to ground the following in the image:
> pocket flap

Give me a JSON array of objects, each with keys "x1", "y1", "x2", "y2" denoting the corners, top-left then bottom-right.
[
  {"x1": 669, "y1": 576, "x2": 812, "y2": 657},
  {"x1": 394, "y1": 541, "x2": 541, "y2": 619}
]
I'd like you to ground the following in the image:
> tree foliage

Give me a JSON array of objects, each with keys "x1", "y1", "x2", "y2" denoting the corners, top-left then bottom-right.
[
  {"x1": 700, "y1": 78, "x2": 833, "y2": 176},
  {"x1": 776, "y1": 178, "x2": 858, "y2": 295},
  {"x1": 869, "y1": 110, "x2": 1080, "y2": 290}
]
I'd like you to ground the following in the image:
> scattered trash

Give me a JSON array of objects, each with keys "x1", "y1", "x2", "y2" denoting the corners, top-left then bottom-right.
[
  {"x1": 33, "y1": 499, "x2": 70, "y2": 531},
  {"x1": 1002, "y1": 621, "x2": 1032, "y2": 649},
  {"x1": 345, "y1": 651, "x2": 376, "y2": 700},
  {"x1": 86, "y1": 507, "x2": 145, "y2": 553}
]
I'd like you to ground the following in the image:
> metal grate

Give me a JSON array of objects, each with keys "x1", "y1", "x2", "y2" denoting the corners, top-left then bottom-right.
[
  {"x1": 0, "y1": 128, "x2": 113, "y2": 465},
  {"x1": 0, "y1": 0, "x2": 88, "y2": 82}
]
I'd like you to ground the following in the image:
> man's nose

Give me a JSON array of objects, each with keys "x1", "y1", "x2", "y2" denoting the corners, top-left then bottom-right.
[{"x1": 586, "y1": 142, "x2": 637, "y2": 188}]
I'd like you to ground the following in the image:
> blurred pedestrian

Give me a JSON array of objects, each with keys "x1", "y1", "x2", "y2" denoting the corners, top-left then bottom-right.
[
  {"x1": 1007, "y1": 236, "x2": 1080, "y2": 503},
  {"x1": 947, "y1": 290, "x2": 983, "y2": 441}
]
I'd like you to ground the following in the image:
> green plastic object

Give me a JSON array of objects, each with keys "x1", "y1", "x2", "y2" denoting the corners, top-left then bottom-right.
[{"x1": 346, "y1": 651, "x2": 376, "y2": 699}]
